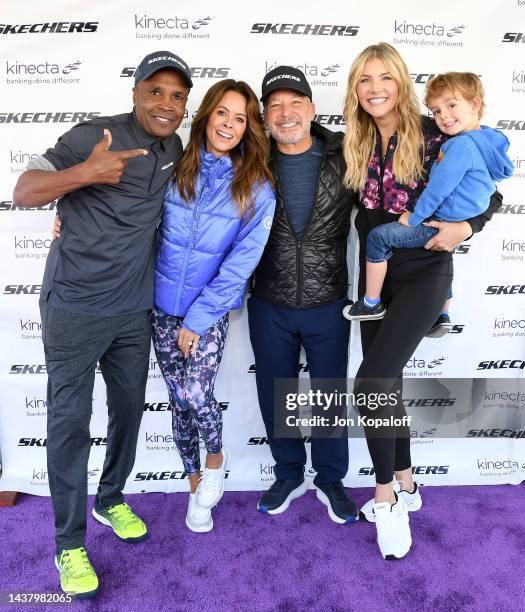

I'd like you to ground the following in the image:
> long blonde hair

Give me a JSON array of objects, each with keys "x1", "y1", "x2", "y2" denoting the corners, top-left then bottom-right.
[{"x1": 343, "y1": 42, "x2": 424, "y2": 191}]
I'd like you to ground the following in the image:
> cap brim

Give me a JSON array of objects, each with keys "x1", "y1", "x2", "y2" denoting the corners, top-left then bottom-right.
[
  {"x1": 137, "y1": 66, "x2": 193, "y2": 88},
  {"x1": 260, "y1": 83, "x2": 311, "y2": 102}
]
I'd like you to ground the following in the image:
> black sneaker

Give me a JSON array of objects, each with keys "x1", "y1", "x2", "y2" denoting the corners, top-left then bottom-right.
[
  {"x1": 257, "y1": 479, "x2": 307, "y2": 514},
  {"x1": 426, "y1": 313, "x2": 452, "y2": 338},
  {"x1": 315, "y1": 481, "x2": 359, "y2": 524},
  {"x1": 343, "y1": 297, "x2": 386, "y2": 321}
]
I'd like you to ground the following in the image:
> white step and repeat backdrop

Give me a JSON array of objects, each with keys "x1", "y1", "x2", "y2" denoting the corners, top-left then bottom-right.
[{"x1": 0, "y1": 0, "x2": 524, "y2": 495}]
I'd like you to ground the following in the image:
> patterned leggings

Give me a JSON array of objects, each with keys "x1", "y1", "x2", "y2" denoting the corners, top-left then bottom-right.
[{"x1": 151, "y1": 308, "x2": 229, "y2": 474}]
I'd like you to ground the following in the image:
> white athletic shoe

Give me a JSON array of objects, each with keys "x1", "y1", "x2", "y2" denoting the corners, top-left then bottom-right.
[
  {"x1": 360, "y1": 481, "x2": 422, "y2": 522},
  {"x1": 196, "y1": 447, "x2": 229, "y2": 509},
  {"x1": 374, "y1": 496, "x2": 412, "y2": 560},
  {"x1": 186, "y1": 493, "x2": 213, "y2": 533}
]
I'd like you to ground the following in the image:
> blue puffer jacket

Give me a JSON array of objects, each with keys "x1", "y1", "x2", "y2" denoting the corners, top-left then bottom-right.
[{"x1": 155, "y1": 148, "x2": 276, "y2": 335}]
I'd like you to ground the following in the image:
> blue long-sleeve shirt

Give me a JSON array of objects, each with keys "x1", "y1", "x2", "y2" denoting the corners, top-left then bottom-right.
[{"x1": 408, "y1": 126, "x2": 513, "y2": 227}]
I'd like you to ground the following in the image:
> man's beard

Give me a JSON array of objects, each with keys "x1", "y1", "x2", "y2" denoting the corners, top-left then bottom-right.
[{"x1": 269, "y1": 117, "x2": 311, "y2": 145}]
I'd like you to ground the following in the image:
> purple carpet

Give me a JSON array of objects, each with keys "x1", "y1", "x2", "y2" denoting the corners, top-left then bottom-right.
[{"x1": 1, "y1": 486, "x2": 524, "y2": 611}]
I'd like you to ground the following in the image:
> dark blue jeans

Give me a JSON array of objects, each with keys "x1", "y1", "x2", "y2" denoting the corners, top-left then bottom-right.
[
  {"x1": 367, "y1": 221, "x2": 453, "y2": 299},
  {"x1": 248, "y1": 295, "x2": 350, "y2": 485},
  {"x1": 366, "y1": 221, "x2": 438, "y2": 263}
]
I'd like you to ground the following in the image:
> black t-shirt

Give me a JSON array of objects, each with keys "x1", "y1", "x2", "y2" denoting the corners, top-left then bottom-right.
[{"x1": 41, "y1": 112, "x2": 182, "y2": 316}]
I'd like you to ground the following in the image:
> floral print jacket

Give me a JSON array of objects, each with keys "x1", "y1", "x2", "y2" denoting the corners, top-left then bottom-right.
[{"x1": 361, "y1": 116, "x2": 446, "y2": 214}]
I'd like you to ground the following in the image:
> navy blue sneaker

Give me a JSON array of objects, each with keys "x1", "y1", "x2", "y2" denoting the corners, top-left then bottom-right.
[
  {"x1": 257, "y1": 479, "x2": 307, "y2": 514},
  {"x1": 426, "y1": 313, "x2": 452, "y2": 338},
  {"x1": 343, "y1": 297, "x2": 386, "y2": 321},
  {"x1": 315, "y1": 481, "x2": 359, "y2": 524}
]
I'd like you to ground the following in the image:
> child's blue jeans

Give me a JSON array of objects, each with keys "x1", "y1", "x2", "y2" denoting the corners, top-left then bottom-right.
[
  {"x1": 367, "y1": 221, "x2": 453, "y2": 299},
  {"x1": 366, "y1": 221, "x2": 438, "y2": 263}
]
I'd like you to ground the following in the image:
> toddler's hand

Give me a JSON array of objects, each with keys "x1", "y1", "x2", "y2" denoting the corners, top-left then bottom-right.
[{"x1": 398, "y1": 211, "x2": 411, "y2": 227}]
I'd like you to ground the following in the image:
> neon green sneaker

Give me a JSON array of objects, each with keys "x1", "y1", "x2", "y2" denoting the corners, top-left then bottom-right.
[
  {"x1": 55, "y1": 547, "x2": 99, "y2": 599},
  {"x1": 92, "y1": 502, "x2": 148, "y2": 542}
]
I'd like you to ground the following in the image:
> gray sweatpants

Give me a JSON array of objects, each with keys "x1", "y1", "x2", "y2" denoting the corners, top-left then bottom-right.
[{"x1": 40, "y1": 303, "x2": 151, "y2": 552}]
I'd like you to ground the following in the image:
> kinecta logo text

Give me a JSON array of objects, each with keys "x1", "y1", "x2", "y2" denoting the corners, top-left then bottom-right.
[
  {"x1": 0, "y1": 22, "x2": 98, "y2": 35},
  {"x1": 410, "y1": 427, "x2": 438, "y2": 444},
  {"x1": 476, "y1": 458, "x2": 525, "y2": 476},
  {"x1": 359, "y1": 465, "x2": 449, "y2": 476},
  {"x1": 145, "y1": 431, "x2": 175, "y2": 451},
  {"x1": 5, "y1": 60, "x2": 82, "y2": 86},
  {"x1": 501, "y1": 239, "x2": 525, "y2": 263},
  {"x1": 477, "y1": 359, "x2": 525, "y2": 370},
  {"x1": 468, "y1": 429, "x2": 525, "y2": 438},
  {"x1": 509, "y1": 155, "x2": 525, "y2": 179},
  {"x1": 6, "y1": 60, "x2": 80, "y2": 72},
  {"x1": 482, "y1": 388, "x2": 525, "y2": 409},
  {"x1": 496, "y1": 119, "x2": 525, "y2": 130},
  {"x1": 0, "y1": 199, "x2": 57, "y2": 212},
  {"x1": 0, "y1": 112, "x2": 100, "y2": 124},
  {"x1": 25, "y1": 396, "x2": 47, "y2": 416},
  {"x1": 9, "y1": 150, "x2": 38, "y2": 175},
  {"x1": 14, "y1": 235, "x2": 51, "y2": 261},
  {"x1": 511, "y1": 69, "x2": 525, "y2": 94},
  {"x1": 134, "y1": 14, "x2": 213, "y2": 40},
  {"x1": 19, "y1": 318, "x2": 42, "y2": 341},
  {"x1": 120, "y1": 66, "x2": 229, "y2": 79},
  {"x1": 393, "y1": 20, "x2": 465, "y2": 47},
  {"x1": 251, "y1": 23, "x2": 358, "y2": 36},
  {"x1": 493, "y1": 317, "x2": 525, "y2": 339},
  {"x1": 265, "y1": 61, "x2": 341, "y2": 87},
  {"x1": 403, "y1": 356, "x2": 446, "y2": 377},
  {"x1": 31, "y1": 468, "x2": 48, "y2": 484}
]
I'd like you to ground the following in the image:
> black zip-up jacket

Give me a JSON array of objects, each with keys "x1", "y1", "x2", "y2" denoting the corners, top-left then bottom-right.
[{"x1": 252, "y1": 122, "x2": 355, "y2": 309}]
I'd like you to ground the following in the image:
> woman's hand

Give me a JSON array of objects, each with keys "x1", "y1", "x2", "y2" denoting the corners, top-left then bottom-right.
[
  {"x1": 178, "y1": 326, "x2": 200, "y2": 359},
  {"x1": 52, "y1": 215, "x2": 61, "y2": 240},
  {"x1": 398, "y1": 211, "x2": 411, "y2": 227},
  {"x1": 423, "y1": 220, "x2": 472, "y2": 252}
]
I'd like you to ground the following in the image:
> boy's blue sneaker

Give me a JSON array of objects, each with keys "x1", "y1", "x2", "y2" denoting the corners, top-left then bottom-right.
[
  {"x1": 343, "y1": 297, "x2": 386, "y2": 321},
  {"x1": 426, "y1": 313, "x2": 452, "y2": 338}
]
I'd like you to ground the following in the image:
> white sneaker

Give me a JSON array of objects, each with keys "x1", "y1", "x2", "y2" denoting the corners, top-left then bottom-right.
[
  {"x1": 196, "y1": 447, "x2": 229, "y2": 509},
  {"x1": 360, "y1": 481, "x2": 422, "y2": 522},
  {"x1": 374, "y1": 496, "x2": 411, "y2": 560},
  {"x1": 186, "y1": 493, "x2": 213, "y2": 533}
]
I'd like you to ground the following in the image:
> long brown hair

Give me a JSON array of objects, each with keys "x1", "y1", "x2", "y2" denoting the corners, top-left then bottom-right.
[
  {"x1": 176, "y1": 79, "x2": 273, "y2": 219},
  {"x1": 343, "y1": 42, "x2": 424, "y2": 191}
]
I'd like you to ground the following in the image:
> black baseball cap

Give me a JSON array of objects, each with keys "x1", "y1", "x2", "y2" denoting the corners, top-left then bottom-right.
[
  {"x1": 260, "y1": 66, "x2": 312, "y2": 102},
  {"x1": 134, "y1": 51, "x2": 193, "y2": 88}
]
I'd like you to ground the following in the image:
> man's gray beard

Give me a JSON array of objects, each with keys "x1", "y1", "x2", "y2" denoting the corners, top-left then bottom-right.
[{"x1": 269, "y1": 120, "x2": 311, "y2": 145}]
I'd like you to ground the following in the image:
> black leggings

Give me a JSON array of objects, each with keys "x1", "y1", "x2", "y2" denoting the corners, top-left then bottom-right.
[{"x1": 355, "y1": 251, "x2": 453, "y2": 484}]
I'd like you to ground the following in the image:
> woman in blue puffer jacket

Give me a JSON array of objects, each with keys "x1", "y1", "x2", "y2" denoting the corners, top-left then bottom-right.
[{"x1": 152, "y1": 79, "x2": 275, "y2": 533}]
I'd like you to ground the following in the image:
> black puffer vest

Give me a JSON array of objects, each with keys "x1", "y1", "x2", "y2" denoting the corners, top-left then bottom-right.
[{"x1": 252, "y1": 122, "x2": 355, "y2": 308}]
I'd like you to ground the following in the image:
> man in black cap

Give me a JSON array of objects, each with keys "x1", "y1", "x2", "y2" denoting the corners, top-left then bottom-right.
[
  {"x1": 13, "y1": 51, "x2": 192, "y2": 599},
  {"x1": 249, "y1": 66, "x2": 359, "y2": 524}
]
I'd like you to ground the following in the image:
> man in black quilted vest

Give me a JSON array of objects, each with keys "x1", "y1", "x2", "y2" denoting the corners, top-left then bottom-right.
[{"x1": 249, "y1": 66, "x2": 358, "y2": 524}]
